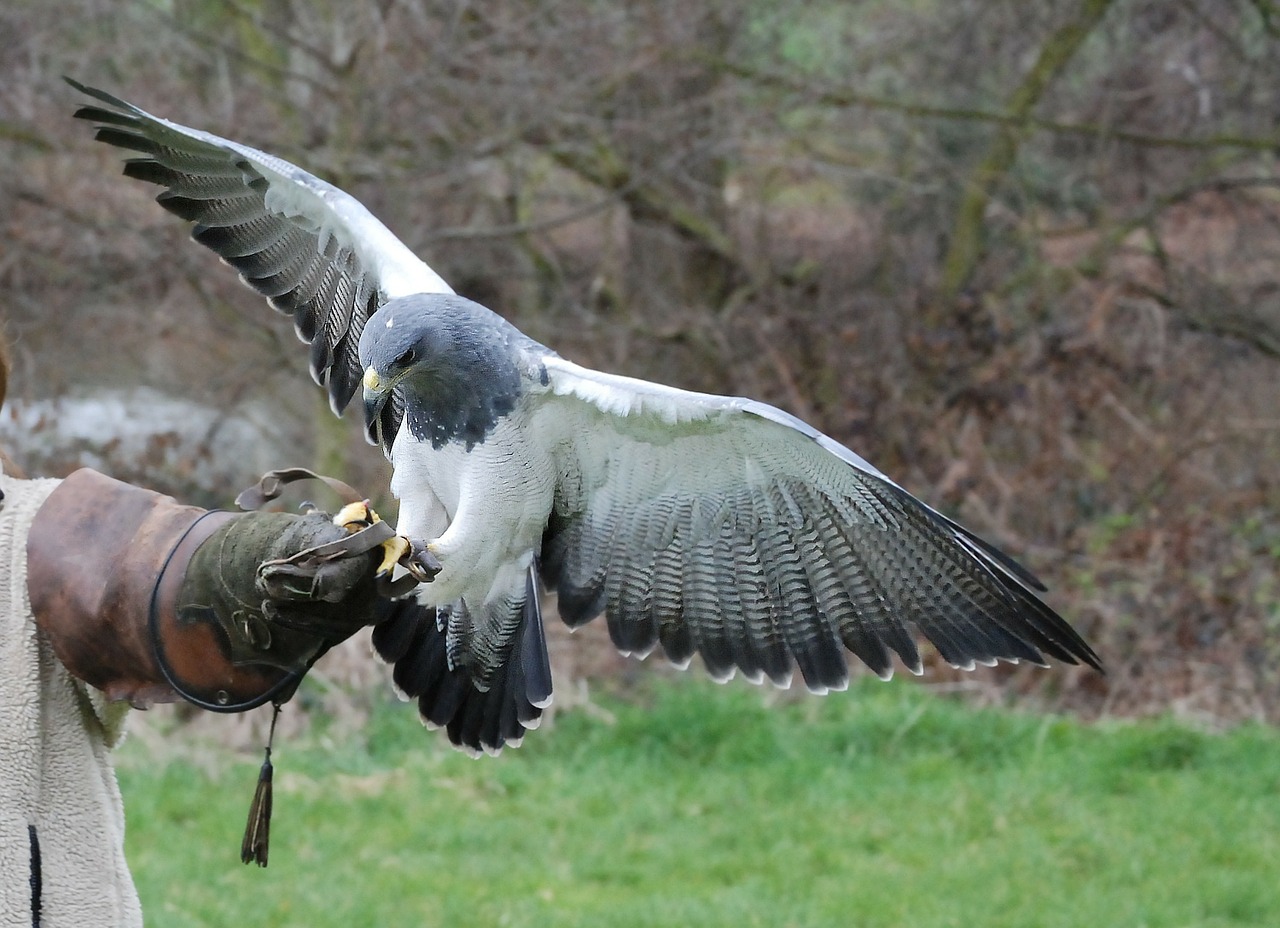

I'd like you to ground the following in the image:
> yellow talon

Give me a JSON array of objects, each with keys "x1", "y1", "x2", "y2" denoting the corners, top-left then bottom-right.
[
  {"x1": 378, "y1": 534, "x2": 412, "y2": 578},
  {"x1": 333, "y1": 500, "x2": 381, "y2": 531}
]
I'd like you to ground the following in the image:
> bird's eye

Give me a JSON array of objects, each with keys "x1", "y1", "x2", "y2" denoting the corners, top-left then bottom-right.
[{"x1": 394, "y1": 348, "x2": 417, "y2": 368}]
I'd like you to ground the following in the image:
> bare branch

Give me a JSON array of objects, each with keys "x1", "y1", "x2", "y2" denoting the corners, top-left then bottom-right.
[
  {"x1": 720, "y1": 61, "x2": 1280, "y2": 153},
  {"x1": 423, "y1": 188, "x2": 629, "y2": 243},
  {"x1": 937, "y1": 0, "x2": 1118, "y2": 304},
  {"x1": 542, "y1": 137, "x2": 743, "y2": 276}
]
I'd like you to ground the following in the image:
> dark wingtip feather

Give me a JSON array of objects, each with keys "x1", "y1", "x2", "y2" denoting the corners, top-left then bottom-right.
[
  {"x1": 326, "y1": 357, "x2": 361, "y2": 419},
  {"x1": 878, "y1": 483, "x2": 1099, "y2": 671},
  {"x1": 192, "y1": 222, "x2": 241, "y2": 254},
  {"x1": 93, "y1": 126, "x2": 157, "y2": 155},
  {"x1": 947, "y1": 518, "x2": 1049, "y2": 593},
  {"x1": 154, "y1": 191, "x2": 209, "y2": 221},
  {"x1": 70, "y1": 76, "x2": 382, "y2": 436},
  {"x1": 65, "y1": 76, "x2": 135, "y2": 113},
  {"x1": 122, "y1": 159, "x2": 178, "y2": 187},
  {"x1": 1021, "y1": 595, "x2": 1104, "y2": 672},
  {"x1": 73, "y1": 105, "x2": 138, "y2": 128}
]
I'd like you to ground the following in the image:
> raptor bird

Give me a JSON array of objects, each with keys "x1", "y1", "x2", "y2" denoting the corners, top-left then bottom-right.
[{"x1": 69, "y1": 79, "x2": 1101, "y2": 754}]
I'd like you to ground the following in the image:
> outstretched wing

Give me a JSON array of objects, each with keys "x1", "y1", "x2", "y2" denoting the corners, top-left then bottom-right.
[
  {"x1": 539, "y1": 357, "x2": 1101, "y2": 691},
  {"x1": 68, "y1": 79, "x2": 451, "y2": 448}
]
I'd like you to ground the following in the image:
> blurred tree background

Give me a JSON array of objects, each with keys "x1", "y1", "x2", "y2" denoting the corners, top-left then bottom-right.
[{"x1": 2, "y1": 0, "x2": 1278, "y2": 725}]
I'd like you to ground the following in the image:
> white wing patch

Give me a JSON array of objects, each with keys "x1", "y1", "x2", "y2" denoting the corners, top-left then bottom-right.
[
  {"x1": 541, "y1": 355, "x2": 891, "y2": 482},
  {"x1": 542, "y1": 356, "x2": 746, "y2": 425}
]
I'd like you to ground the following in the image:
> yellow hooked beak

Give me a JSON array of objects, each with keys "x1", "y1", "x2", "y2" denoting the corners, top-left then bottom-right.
[{"x1": 362, "y1": 366, "x2": 392, "y2": 437}]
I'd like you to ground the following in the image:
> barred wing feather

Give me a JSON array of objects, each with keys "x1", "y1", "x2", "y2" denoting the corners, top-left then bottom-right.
[
  {"x1": 539, "y1": 358, "x2": 1101, "y2": 689},
  {"x1": 68, "y1": 78, "x2": 450, "y2": 450}
]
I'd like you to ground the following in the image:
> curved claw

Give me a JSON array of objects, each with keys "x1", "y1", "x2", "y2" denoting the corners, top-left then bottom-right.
[
  {"x1": 404, "y1": 541, "x2": 442, "y2": 583},
  {"x1": 367, "y1": 531, "x2": 439, "y2": 585}
]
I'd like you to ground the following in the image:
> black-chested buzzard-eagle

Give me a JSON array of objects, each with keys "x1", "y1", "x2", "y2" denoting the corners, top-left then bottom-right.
[{"x1": 68, "y1": 79, "x2": 1101, "y2": 755}]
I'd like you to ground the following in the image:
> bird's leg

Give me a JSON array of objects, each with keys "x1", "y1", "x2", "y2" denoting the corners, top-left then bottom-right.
[
  {"x1": 373, "y1": 532, "x2": 411, "y2": 579},
  {"x1": 332, "y1": 501, "x2": 440, "y2": 581}
]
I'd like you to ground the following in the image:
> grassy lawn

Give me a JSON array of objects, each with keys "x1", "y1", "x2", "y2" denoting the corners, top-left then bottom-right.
[{"x1": 115, "y1": 678, "x2": 1280, "y2": 928}]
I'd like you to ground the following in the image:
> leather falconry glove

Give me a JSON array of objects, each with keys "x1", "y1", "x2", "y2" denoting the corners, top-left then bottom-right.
[{"x1": 26, "y1": 468, "x2": 390, "y2": 712}]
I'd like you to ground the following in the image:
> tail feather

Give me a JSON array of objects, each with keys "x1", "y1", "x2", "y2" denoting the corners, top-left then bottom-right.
[
  {"x1": 521, "y1": 566, "x2": 554, "y2": 711},
  {"x1": 371, "y1": 566, "x2": 553, "y2": 754}
]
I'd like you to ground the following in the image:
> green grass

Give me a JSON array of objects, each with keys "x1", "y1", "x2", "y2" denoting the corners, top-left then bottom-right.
[{"x1": 115, "y1": 678, "x2": 1280, "y2": 928}]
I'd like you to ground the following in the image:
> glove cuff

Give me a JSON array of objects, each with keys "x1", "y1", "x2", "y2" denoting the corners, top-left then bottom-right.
[{"x1": 27, "y1": 469, "x2": 304, "y2": 710}]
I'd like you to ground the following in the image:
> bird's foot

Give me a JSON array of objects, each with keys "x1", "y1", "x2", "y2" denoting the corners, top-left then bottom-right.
[
  {"x1": 331, "y1": 501, "x2": 438, "y2": 581},
  {"x1": 405, "y1": 540, "x2": 442, "y2": 583}
]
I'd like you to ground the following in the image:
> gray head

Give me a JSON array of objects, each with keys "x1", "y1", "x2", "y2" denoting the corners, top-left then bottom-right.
[{"x1": 359, "y1": 293, "x2": 530, "y2": 451}]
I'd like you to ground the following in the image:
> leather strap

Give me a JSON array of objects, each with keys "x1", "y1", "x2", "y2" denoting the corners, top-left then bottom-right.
[{"x1": 234, "y1": 467, "x2": 364, "y2": 512}]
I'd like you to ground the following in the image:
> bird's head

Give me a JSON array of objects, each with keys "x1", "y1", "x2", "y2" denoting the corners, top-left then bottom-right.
[
  {"x1": 359, "y1": 293, "x2": 529, "y2": 451},
  {"x1": 359, "y1": 302, "x2": 441, "y2": 430}
]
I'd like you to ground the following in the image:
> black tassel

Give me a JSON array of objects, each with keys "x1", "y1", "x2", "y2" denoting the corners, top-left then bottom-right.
[
  {"x1": 28, "y1": 824, "x2": 42, "y2": 928},
  {"x1": 241, "y1": 704, "x2": 281, "y2": 867}
]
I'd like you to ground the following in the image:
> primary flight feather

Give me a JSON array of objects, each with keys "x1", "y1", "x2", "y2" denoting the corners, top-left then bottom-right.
[{"x1": 69, "y1": 79, "x2": 1101, "y2": 754}]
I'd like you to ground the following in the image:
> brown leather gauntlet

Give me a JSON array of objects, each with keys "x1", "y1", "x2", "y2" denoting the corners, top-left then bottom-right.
[{"x1": 27, "y1": 469, "x2": 383, "y2": 711}]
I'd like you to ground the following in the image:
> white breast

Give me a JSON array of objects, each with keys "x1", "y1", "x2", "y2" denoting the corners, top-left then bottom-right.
[{"x1": 388, "y1": 401, "x2": 561, "y2": 606}]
